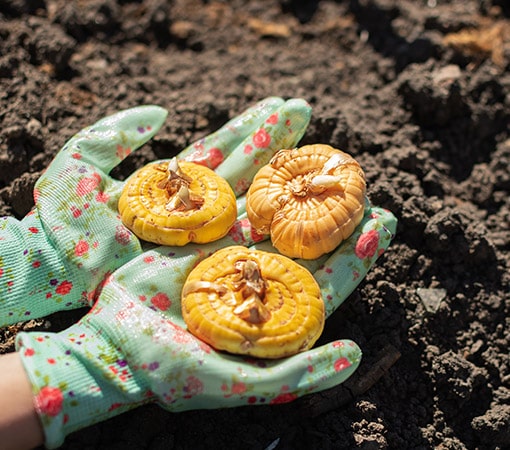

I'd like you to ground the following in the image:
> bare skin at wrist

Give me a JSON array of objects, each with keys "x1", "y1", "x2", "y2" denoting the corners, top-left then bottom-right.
[{"x1": 0, "y1": 352, "x2": 44, "y2": 450}]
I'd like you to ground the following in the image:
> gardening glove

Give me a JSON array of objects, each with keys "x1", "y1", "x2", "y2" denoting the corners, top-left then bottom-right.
[
  {"x1": 15, "y1": 202, "x2": 396, "y2": 449},
  {"x1": 253, "y1": 199, "x2": 396, "y2": 318},
  {"x1": 0, "y1": 97, "x2": 311, "y2": 326}
]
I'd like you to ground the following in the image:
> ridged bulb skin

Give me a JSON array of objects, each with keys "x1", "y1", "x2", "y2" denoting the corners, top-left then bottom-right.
[
  {"x1": 118, "y1": 161, "x2": 237, "y2": 246},
  {"x1": 181, "y1": 246, "x2": 325, "y2": 359},
  {"x1": 246, "y1": 144, "x2": 366, "y2": 259}
]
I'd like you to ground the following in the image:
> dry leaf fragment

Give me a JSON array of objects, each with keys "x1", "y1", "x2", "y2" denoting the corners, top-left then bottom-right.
[
  {"x1": 443, "y1": 21, "x2": 508, "y2": 67},
  {"x1": 247, "y1": 18, "x2": 292, "y2": 38}
]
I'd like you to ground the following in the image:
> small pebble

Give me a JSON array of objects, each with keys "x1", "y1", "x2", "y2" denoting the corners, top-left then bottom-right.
[{"x1": 417, "y1": 287, "x2": 447, "y2": 313}]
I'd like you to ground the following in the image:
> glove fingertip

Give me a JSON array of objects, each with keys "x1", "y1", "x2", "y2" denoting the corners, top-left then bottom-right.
[
  {"x1": 282, "y1": 97, "x2": 312, "y2": 121},
  {"x1": 137, "y1": 104, "x2": 169, "y2": 128},
  {"x1": 117, "y1": 104, "x2": 168, "y2": 142},
  {"x1": 56, "y1": 105, "x2": 168, "y2": 174},
  {"x1": 370, "y1": 206, "x2": 398, "y2": 237},
  {"x1": 101, "y1": 104, "x2": 168, "y2": 132},
  {"x1": 297, "y1": 340, "x2": 362, "y2": 393},
  {"x1": 256, "y1": 96, "x2": 285, "y2": 107},
  {"x1": 276, "y1": 98, "x2": 312, "y2": 146},
  {"x1": 283, "y1": 97, "x2": 312, "y2": 117}
]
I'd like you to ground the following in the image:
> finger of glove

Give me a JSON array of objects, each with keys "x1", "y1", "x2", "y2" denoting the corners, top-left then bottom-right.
[
  {"x1": 93, "y1": 278, "x2": 361, "y2": 410},
  {"x1": 164, "y1": 339, "x2": 362, "y2": 410},
  {"x1": 245, "y1": 204, "x2": 396, "y2": 317},
  {"x1": 311, "y1": 206, "x2": 397, "y2": 318},
  {"x1": 49, "y1": 105, "x2": 168, "y2": 175},
  {"x1": 177, "y1": 97, "x2": 285, "y2": 168},
  {"x1": 215, "y1": 98, "x2": 312, "y2": 196}
]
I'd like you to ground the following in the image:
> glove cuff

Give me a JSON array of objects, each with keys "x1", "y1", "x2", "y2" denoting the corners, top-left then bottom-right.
[{"x1": 15, "y1": 326, "x2": 151, "y2": 449}]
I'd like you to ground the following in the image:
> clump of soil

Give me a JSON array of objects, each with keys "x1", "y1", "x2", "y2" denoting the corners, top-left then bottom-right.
[{"x1": 1, "y1": 1, "x2": 509, "y2": 449}]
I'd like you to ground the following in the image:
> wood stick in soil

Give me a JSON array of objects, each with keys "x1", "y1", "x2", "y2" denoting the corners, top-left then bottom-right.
[{"x1": 298, "y1": 344, "x2": 401, "y2": 418}]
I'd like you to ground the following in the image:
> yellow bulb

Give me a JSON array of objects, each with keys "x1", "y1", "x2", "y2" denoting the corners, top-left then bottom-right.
[
  {"x1": 118, "y1": 159, "x2": 237, "y2": 246},
  {"x1": 181, "y1": 246, "x2": 325, "y2": 359}
]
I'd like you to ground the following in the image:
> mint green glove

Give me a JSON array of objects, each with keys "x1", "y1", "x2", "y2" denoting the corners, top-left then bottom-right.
[
  {"x1": 16, "y1": 203, "x2": 396, "y2": 449},
  {"x1": 0, "y1": 97, "x2": 311, "y2": 326},
  {"x1": 0, "y1": 105, "x2": 167, "y2": 325}
]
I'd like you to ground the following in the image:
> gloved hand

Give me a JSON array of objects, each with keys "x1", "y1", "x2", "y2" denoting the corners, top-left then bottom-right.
[
  {"x1": 0, "y1": 97, "x2": 311, "y2": 326},
  {"x1": 15, "y1": 203, "x2": 396, "y2": 449}
]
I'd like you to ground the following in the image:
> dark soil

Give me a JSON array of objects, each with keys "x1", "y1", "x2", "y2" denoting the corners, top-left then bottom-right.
[{"x1": 1, "y1": 1, "x2": 509, "y2": 449}]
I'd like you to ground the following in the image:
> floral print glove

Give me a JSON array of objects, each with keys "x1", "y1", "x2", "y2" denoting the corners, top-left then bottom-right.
[
  {"x1": 253, "y1": 200, "x2": 396, "y2": 317},
  {"x1": 0, "y1": 97, "x2": 311, "y2": 326},
  {"x1": 15, "y1": 203, "x2": 396, "y2": 449}
]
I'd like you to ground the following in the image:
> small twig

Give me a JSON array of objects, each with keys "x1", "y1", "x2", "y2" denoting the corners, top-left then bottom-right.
[{"x1": 299, "y1": 344, "x2": 401, "y2": 418}]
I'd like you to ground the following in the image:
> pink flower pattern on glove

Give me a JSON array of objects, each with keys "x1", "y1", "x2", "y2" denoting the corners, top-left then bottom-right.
[
  {"x1": 35, "y1": 386, "x2": 64, "y2": 417},
  {"x1": 355, "y1": 229, "x2": 380, "y2": 259}
]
